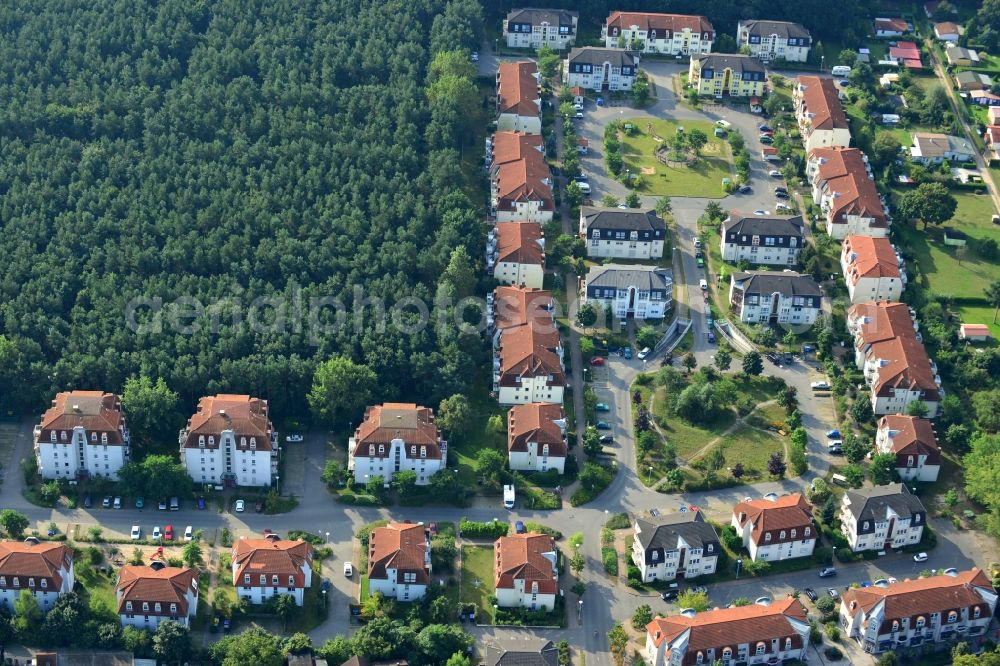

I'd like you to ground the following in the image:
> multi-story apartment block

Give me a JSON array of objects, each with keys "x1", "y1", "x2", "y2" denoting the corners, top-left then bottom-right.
[
  {"x1": 728, "y1": 271, "x2": 822, "y2": 328},
  {"x1": 232, "y1": 535, "x2": 313, "y2": 606},
  {"x1": 602, "y1": 12, "x2": 714, "y2": 55},
  {"x1": 34, "y1": 390, "x2": 130, "y2": 480},
  {"x1": 368, "y1": 522, "x2": 431, "y2": 602},
  {"x1": 179, "y1": 394, "x2": 279, "y2": 488},
  {"x1": 563, "y1": 48, "x2": 637, "y2": 92},
  {"x1": 116, "y1": 563, "x2": 198, "y2": 630},
  {"x1": 737, "y1": 20, "x2": 812, "y2": 62},
  {"x1": 631, "y1": 511, "x2": 720, "y2": 583},
  {"x1": 489, "y1": 287, "x2": 564, "y2": 406},
  {"x1": 488, "y1": 221, "x2": 545, "y2": 289},
  {"x1": 846, "y1": 301, "x2": 920, "y2": 368},
  {"x1": 840, "y1": 484, "x2": 926, "y2": 553},
  {"x1": 841, "y1": 235, "x2": 905, "y2": 304},
  {"x1": 689, "y1": 54, "x2": 767, "y2": 97},
  {"x1": 645, "y1": 597, "x2": 811, "y2": 666},
  {"x1": 490, "y1": 143, "x2": 553, "y2": 223},
  {"x1": 579, "y1": 206, "x2": 666, "y2": 260},
  {"x1": 794, "y1": 76, "x2": 850, "y2": 153},
  {"x1": 487, "y1": 131, "x2": 544, "y2": 174},
  {"x1": 504, "y1": 8, "x2": 578, "y2": 50},
  {"x1": 508, "y1": 402, "x2": 566, "y2": 474},
  {"x1": 0, "y1": 540, "x2": 74, "y2": 612},
  {"x1": 720, "y1": 215, "x2": 804, "y2": 266},
  {"x1": 876, "y1": 415, "x2": 941, "y2": 482},
  {"x1": 348, "y1": 403, "x2": 447, "y2": 486},
  {"x1": 494, "y1": 533, "x2": 558, "y2": 610},
  {"x1": 583, "y1": 264, "x2": 672, "y2": 320},
  {"x1": 731, "y1": 494, "x2": 816, "y2": 562},
  {"x1": 840, "y1": 568, "x2": 997, "y2": 656},
  {"x1": 807, "y1": 147, "x2": 889, "y2": 238},
  {"x1": 488, "y1": 286, "x2": 555, "y2": 350},
  {"x1": 496, "y1": 62, "x2": 542, "y2": 135}
]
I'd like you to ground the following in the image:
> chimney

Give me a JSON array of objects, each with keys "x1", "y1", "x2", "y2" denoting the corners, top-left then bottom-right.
[
  {"x1": 72, "y1": 405, "x2": 80, "y2": 412},
  {"x1": 220, "y1": 409, "x2": 227, "y2": 416}
]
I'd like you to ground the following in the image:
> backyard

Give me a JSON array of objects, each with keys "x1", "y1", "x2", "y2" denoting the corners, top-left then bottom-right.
[
  {"x1": 460, "y1": 545, "x2": 495, "y2": 624},
  {"x1": 619, "y1": 117, "x2": 732, "y2": 198}
]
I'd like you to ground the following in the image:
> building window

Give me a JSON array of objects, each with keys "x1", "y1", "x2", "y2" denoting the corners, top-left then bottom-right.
[
  {"x1": 974, "y1": 606, "x2": 982, "y2": 619},
  {"x1": 126, "y1": 601, "x2": 132, "y2": 611},
  {"x1": 289, "y1": 576, "x2": 295, "y2": 586},
  {"x1": 272, "y1": 575, "x2": 278, "y2": 585},
  {"x1": 154, "y1": 603, "x2": 161, "y2": 612},
  {"x1": 804, "y1": 527, "x2": 811, "y2": 537},
  {"x1": 780, "y1": 531, "x2": 786, "y2": 539},
  {"x1": 27, "y1": 578, "x2": 34, "y2": 588},
  {"x1": 892, "y1": 620, "x2": 899, "y2": 631},
  {"x1": 143, "y1": 603, "x2": 149, "y2": 612},
  {"x1": 756, "y1": 642, "x2": 766, "y2": 655},
  {"x1": 948, "y1": 611, "x2": 958, "y2": 623},
  {"x1": 378, "y1": 445, "x2": 385, "y2": 455},
  {"x1": 765, "y1": 533, "x2": 771, "y2": 542},
  {"x1": 916, "y1": 616, "x2": 925, "y2": 628},
  {"x1": 40, "y1": 579, "x2": 47, "y2": 589},
  {"x1": 170, "y1": 603, "x2": 177, "y2": 613},
  {"x1": 784, "y1": 638, "x2": 792, "y2": 651},
  {"x1": 791, "y1": 529, "x2": 796, "y2": 538},
  {"x1": 260, "y1": 575, "x2": 267, "y2": 585}
]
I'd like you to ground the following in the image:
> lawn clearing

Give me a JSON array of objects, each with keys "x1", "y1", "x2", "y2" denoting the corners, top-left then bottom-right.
[
  {"x1": 712, "y1": 425, "x2": 786, "y2": 478},
  {"x1": 651, "y1": 387, "x2": 735, "y2": 460},
  {"x1": 955, "y1": 303, "x2": 1000, "y2": 339},
  {"x1": 460, "y1": 545, "x2": 495, "y2": 623},
  {"x1": 619, "y1": 117, "x2": 731, "y2": 198}
]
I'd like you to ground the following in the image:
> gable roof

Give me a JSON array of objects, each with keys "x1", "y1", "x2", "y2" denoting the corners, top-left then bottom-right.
[
  {"x1": 38, "y1": 391, "x2": 127, "y2": 444},
  {"x1": 508, "y1": 402, "x2": 565, "y2": 456},
  {"x1": 956, "y1": 70, "x2": 993, "y2": 88},
  {"x1": 497, "y1": 62, "x2": 540, "y2": 117},
  {"x1": 0, "y1": 541, "x2": 73, "y2": 587},
  {"x1": 847, "y1": 301, "x2": 916, "y2": 351},
  {"x1": 732, "y1": 494, "x2": 813, "y2": 545},
  {"x1": 723, "y1": 215, "x2": 804, "y2": 239},
  {"x1": 116, "y1": 565, "x2": 197, "y2": 616},
  {"x1": 961, "y1": 323, "x2": 992, "y2": 337},
  {"x1": 867, "y1": 334, "x2": 939, "y2": 399},
  {"x1": 495, "y1": 221, "x2": 544, "y2": 266},
  {"x1": 490, "y1": 132, "x2": 544, "y2": 172},
  {"x1": 946, "y1": 46, "x2": 979, "y2": 62},
  {"x1": 740, "y1": 20, "x2": 810, "y2": 41},
  {"x1": 635, "y1": 511, "x2": 720, "y2": 552},
  {"x1": 232, "y1": 538, "x2": 313, "y2": 587},
  {"x1": 494, "y1": 151, "x2": 553, "y2": 211},
  {"x1": 934, "y1": 21, "x2": 961, "y2": 35},
  {"x1": 484, "y1": 638, "x2": 558, "y2": 666},
  {"x1": 567, "y1": 47, "x2": 635, "y2": 69},
  {"x1": 647, "y1": 596, "x2": 808, "y2": 656},
  {"x1": 694, "y1": 53, "x2": 766, "y2": 75},
  {"x1": 352, "y1": 404, "x2": 442, "y2": 459},
  {"x1": 730, "y1": 271, "x2": 821, "y2": 299},
  {"x1": 912, "y1": 132, "x2": 975, "y2": 157},
  {"x1": 505, "y1": 8, "x2": 577, "y2": 28},
  {"x1": 875, "y1": 18, "x2": 909, "y2": 33},
  {"x1": 497, "y1": 320, "x2": 564, "y2": 384},
  {"x1": 809, "y1": 147, "x2": 887, "y2": 228},
  {"x1": 842, "y1": 235, "x2": 900, "y2": 283},
  {"x1": 585, "y1": 264, "x2": 672, "y2": 292},
  {"x1": 368, "y1": 523, "x2": 429, "y2": 585},
  {"x1": 580, "y1": 207, "x2": 665, "y2": 233},
  {"x1": 843, "y1": 484, "x2": 926, "y2": 523},
  {"x1": 492, "y1": 286, "x2": 555, "y2": 333},
  {"x1": 796, "y1": 77, "x2": 848, "y2": 131},
  {"x1": 605, "y1": 11, "x2": 714, "y2": 37},
  {"x1": 181, "y1": 394, "x2": 272, "y2": 449},
  {"x1": 841, "y1": 568, "x2": 994, "y2": 622},
  {"x1": 494, "y1": 533, "x2": 557, "y2": 594},
  {"x1": 877, "y1": 415, "x2": 940, "y2": 463}
]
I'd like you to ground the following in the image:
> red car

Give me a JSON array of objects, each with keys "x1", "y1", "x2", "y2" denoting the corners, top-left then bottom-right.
[
  {"x1": 164, "y1": 525, "x2": 173, "y2": 541},
  {"x1": 590, "y1": 357, "x2": 605, "y2": 366}
]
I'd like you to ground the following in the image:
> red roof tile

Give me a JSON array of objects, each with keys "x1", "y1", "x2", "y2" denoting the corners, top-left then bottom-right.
[
  {"x1": 492, "y1": 287, "x2": 555, "y2": 334},
  {"x1": 497, "y1": 62, "x2": 540, "y2": 117},
  {"x1": 368, "y1": 523, "x2": 429, "y2": 586},
  {"x1": 508, "y1": 403, "x2": 566, "y2": 456},
  {"x1": 868, "y1": 335, "x2": 939, "y2": 400},
  {"x1": 232, "y1": 539, "x2": 313, "y2": 588},
  {"x1": 842, "y1": 235, "x2": 900, "y2": 283},
  {"x1": 605, "y1": 11, "x2": 714, "y2": 38},
  {"x1": 490, "y1": 132, "x2": 544, "y2": 173},
  {"x1": 877, "y1": 415, "x2": 940, "y2": 464},
  {"x1": 38, "y1": 391, "x2": 127, "y2": 445},
  {"x1": 182, "y1": 394, "x2": 273, "y2": 450},
  {"x1": 848, "y1": 301, "x2": 916, "y2": 351},
  {"x1": 810, "y1": 147, "x2": 888, "y2": 229},
  {"x1": 494, "y1": 152, "x2": 554, "y2": 212},
  {"x1": 0, "y1": 541, "x2": 73, "y2": 590},
  {"x1": 732, "y1": 494, "x2": 814, "y2": 547},
  {"x1": 495, "y1": 221, "x2": 544, "y2": 266},
  {"x1": 494, "y1": 533, "x2": 558, "y2": 595},
  {"x1": 116, "y1": 565, "x2": 197, "y2": 617},
  {"x1": 842, "y1": 568, "x2": 993, "y2": 627},
  {"x1": 796, "y1": 77, "x2": 849, "y2": 131},
  {"x1": 352, "y1": 404, "x2": 443, "y2": 460}
]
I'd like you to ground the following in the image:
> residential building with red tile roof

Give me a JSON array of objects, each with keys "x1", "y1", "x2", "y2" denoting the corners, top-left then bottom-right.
[
  {"x1": 116, "y1": 564, "x2": 198, "y2": 629},
  {"x1": 934, "y1": 21, "x2": 962, "y2": 42},
  {"x1": 491, "y1": 148, "x2": 553, "y2": 223},
  {"x1": 794, "y1": 77, "x2": 850, "y2": 153},
  {"x1": 985, "y1": 126, "x2": 1000, "y2": 161},
  {"x1": 807, "y1": 147, "x2": 888, "y2": 239},
  {"x1": 487, "y1": 131, "x2": 544, "y2": 175},
  {"x1": 876, "y1": 415, "x2": 941, "y2": 482},
  {"x1": 179, "y1": 394, "x2": 278, "y2": 487},
  {"x1": 874, "y1": 17, "x2": 910, "y2": 37},
  {"x1": 840, "y1": 484, "x2": 927, "y2": 552},
  {"x1": 494, "y1": 533, "x2": 558, "y2": 610},
  {"x1": 503, "y1": 8, "x2": 578, "y2": 51},
  {"x1": 508, "y1": 402, "x2": 567, "y2": 473},
  {"x1": 888, "y1": 41, "x2": 923, "y2": 69},
  {"x1": 0, "y1": 540, "x2": 74, "y2": 611},
  {"x1": 496, "y1": 62, "x2": 541, "y2": 135},
  {"x1": 602, "y1": 12, "x2": 714, "y2": 55},
  {"x1": 489, "y1": 286, "x2": 556, "y2": 345},
  {"x1": 644, "y1": 596, "x2": 810, "y2": 666},
  {"x1": 33, "y1": 391, "x2": 130, "y2": 480},
  {"x1": 348, "y1": 404, "x2": 447, "y2": 486},
  {"x1": 232, "y1": 535, "x2": 314, "y2": 606},
  {"x1": 841, "y1": 235, "x2": 904, "y2": 304},
  {"x1": 846, "y1": 301, "x2": 920, "y2": 367},
  {"x1": 368, "y1": 523, "x2": 431, "y2": 602},
  {"x1": 731, "y1": 494, "x2": 816, "y2": 562},
  {"x1": 488, "y1": 221, "x2": 545, "y2": 289},
  {"x1": 488, "y1": 287, "x2": 564, "y2": 406},
  {"x1": 840, "y1": 568, "x2": 997, "y2": 655}
]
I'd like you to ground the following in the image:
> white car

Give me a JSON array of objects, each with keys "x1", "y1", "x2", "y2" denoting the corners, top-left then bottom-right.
[
  {"x1": 234, "y1": 499, "x2": 246, "y2": 513},
  {"x1": 699, "y1": 279, "x2": 708, "y2": 290},
  {"x1": 775, "y1": 202, "x2": 792, "y2": 211},
  {"x1": 152, "y1": 526, "x2": 162, "y2": 539},
  {"x1": 913, "y1": 552, "x2": 929, "y2": 562},
  {"x1": 810, "y1": 381, "x2": 831, "y2": 390},
  {"x1": 471, "y1": 52, "x2": 479, "y2": 62},
  {"x1": 768, "y1": 170, "x2": 782, "y2": 177},
  {"x1": 285, "y1": 434, "x2": 304, "y2": 443},
  {"x1": 130, "y1": 525, "x2": 141, "y2": 540},
  {"x1": 184, "y1": 526, "x2": 194, "y2": 542},
  {"x1": 637, "y1": 347, "x2": 651, "y2": 360},
  {"x1": 574, "y1": 103, "x2": 584, "y2": 111},
  {"x1": 753, "y1": 209, "x2": 770, "y2": 216},
  {"x1": 344, "y1": 561, "x2": 354, "y2": 577}
]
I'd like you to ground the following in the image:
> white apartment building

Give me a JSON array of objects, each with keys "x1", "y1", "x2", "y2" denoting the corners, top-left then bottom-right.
[
  {"x1": 795, "y1": 76, "x2": 851, "y2": 153},
  {"x1": 494, "y1": 533, "x2": 558, "y2": 610},
  {"x1": 0, "y1": 540, "x2": 74, "y2": 612},
  {"x1": 368, "y1": 523, "x2": 431, "y2": 602},
  {"x1": 496, "y1": 61, "x2": 542, "y2": 135},
  {"x1": 876, "y1": 415, "x2": 941, "y2": 483},
  {"x1": 720, "y1": 215, "x2": 804, "y2": 266},
  {"x1": 488, "y1": 221, "x2": 545, "y2": 289},
  {"x1": 807, "y1": 147, "x2": 889, "y2": 239},
  {"x1": 583, "y1": 264, "x2": 672, "y2": 320},
  {"x1": 503, "y1": 8, "x2": 578, "y2": 50},
  {"x1": 731, "y1": 494, "x2": 816, "y2": 562},
  {"x1": 563, "y1": 47, "x2": 637, "y2": 92},
  {"x1": 841, "y1": 235, "x2": 905, "y2": 304},
  {"x1": 507, "y1": 402, "x2": 567, "y2": 474},
  {"x1": 232, "y1": 536, "x2": 313, "y2": 606},
  {"x1": 579, "y1": 207, "x2": 666, "y2": 260},
  {"x1": 33, "y1": 390, "x2": 130, "y2": 480},
  {"x1": 348, "y1": 403, "x2": 448, "y2": 486},
  {"x1": 179, "y1": 394, "x2": 279, "y2": 488},
  {"x1": 116, "y1": 564, "x2": 198, "y2": 630},
  {"x1": 728, "y1": 271, "x2": 822, "y2": 328},
  {"x1": 840, "y1": 484, "x2": 926, "y2": 553},
  {"x1": 602, "y1": 11, "x2": 714, "y2": 55},
  {"x1": 737, "y1": 20, "x2": 812, "y2": 62},
  {"x1": 631, "y1": 511, "x2": 720, "y2": 583}
]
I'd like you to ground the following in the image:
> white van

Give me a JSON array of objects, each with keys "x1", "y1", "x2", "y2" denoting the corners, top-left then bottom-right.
[
  {"x1": 699, "y1": 279, "x2": 708, "y2": 290},
  {"x1": 831, "y1": 66, "x2": 852, "y2": 77},
  {"x1": 503, "y1": 484, "x2": 515, "y2": 509},
  {"x1": 577, "y1": 182, "x2": 591, "y2": 195}
]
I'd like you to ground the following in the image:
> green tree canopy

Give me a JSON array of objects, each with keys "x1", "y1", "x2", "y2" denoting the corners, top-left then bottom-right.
[{"x1": 308, "y1": 357, "x2": 377, "y2": 427}]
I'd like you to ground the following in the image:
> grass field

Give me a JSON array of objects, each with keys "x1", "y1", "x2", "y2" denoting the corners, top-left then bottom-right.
[
  {"x1": 712, "y1": 426, "x2": 786, "y2": 477},
  {"x1": 652, "y1": 387, "x2": 736, "y2": 460},
  {"x1": 896, "y1": 190, "x2": 1000, "y2": 299},
  {"x1": 619, "y1": 117, "x2": 731, "y2": 198},
  {"x1": 955, "y1": 304, "x2": 1000, "y2": 339},
  {"x1": 460, "y1": 545, "x2": 495, "y2": 623}
]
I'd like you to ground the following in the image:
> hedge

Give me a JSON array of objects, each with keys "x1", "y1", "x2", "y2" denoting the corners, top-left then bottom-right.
[
  {"x1": 604, "y1": 512, "x2": 630, "y2": 530},
  {"x1": 601, "y1": 547, "x2": 619, "y2": 576},
  {"x1": 338, "y1": 493, "x2": 382, "y2": 506},
  {"x1": 460, "y1": 519, "x2": 509, "y2": 540}
]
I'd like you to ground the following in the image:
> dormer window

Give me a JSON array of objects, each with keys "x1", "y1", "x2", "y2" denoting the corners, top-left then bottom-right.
[
  {"x1": 40, "y1": 579, "x2": 46, "y2": 588},
  {"x1": 916, "y1": 616, "x2": 926, "y2": 628},
  {"x1": 651, "y1": 550, "x2": 659, "y2": 561},
  {"x1": 863, "y1": 521, "x2": 869, "y2": 530},
  {"x1": 892, "y1": 620, "x2": 899, "y2": 631},
  {"x1": 12, "y1": 578, "x2": 18, "y2": 587},
  {"x1": 531, "y1": 581, "x2": 538, "y2": 593},
  {"x1": 50, "y1": 431, "x2": 56, "y2": 442},
  {"x1": 126, "y1": 601, "x2": 133, "y2": 611},
  {"x1": 907, "y1": 455, "x2": 914, "y2": 467},
  {"x1": 243, "y1": 573, "x2": 250, "y2": 584},
  {"x1": 27, "y1": 578, "x2": 34, "y2": 588},
  {"x1": 0, "y1": 577, "x2": 5, "y2": 586},
  {"x1": 804, "y1": 527, "x2": 811, "y2": 537},
  {"x1": 420, "y1": 446, "x2": 427, "y2": 458},
  {"x1": 260, "y1": 575, "x2": 266, "y2": 585},
  {"x1": 272, "y1": 575, "x2": 278, "y2": 585},
  {"x1": 974, "y1": 606, "x2": 982, "y2": 619},
  {"x1": 756, "y1": 642, "x2": 766, "y2": 655},
  {"x1": 170, "y1": 603, "x2": 177, "y2": 613},
  {"x1": 790, "y1": 529, "x2": 796, "y2": 538},
  {"x1": 90, "y1": 432, "x2": 97, "y2": 442},
  {"x1": 240, "y1": 437, "x2": 247, "y2": 447},
  {"x1": 288, "y1": 575, "x2": 295, "y2": 586},
  {"x1": 378, "y1": 445, "x2": 385, "y2": 455},
  {"x1": 410, "y1": 446, "x2": 416, "y2": 456},
  {"x1": 369, "y1": 445, "x2": 375, "y2": 456},
  {"x1": 592, "y1": 229, "x2": 600, "y2": 238},
  {"x1": 780, "y1": 531, "x2": 786, "y2": 539},
  {"x1": 101, "y1": 433, "x2": 108, "y2": 444},
  {"x1": 250, "y1": 439, "x2": 256, "y2": 449},
  {"x1": 208, "y1": 435, "x2": 215, "y2": 446},
  {"x1": 948, "y1": 611, "x2": 958, "y2": 623},
  {"x1": 142, "y1": 602, "x2": 149, "y2": 612},
  {"x1": 765, "y1": 533, "x2": 771, "y2": 542},
  {"x1": 199, "y1": 435, "x2": 205, "y2": 447},
  {"x1": 60, "y1": 431, "x2": 67, "y2": 441},
  {"x1": 154, "y1": 603, "x2": 161, "y2": 612}
]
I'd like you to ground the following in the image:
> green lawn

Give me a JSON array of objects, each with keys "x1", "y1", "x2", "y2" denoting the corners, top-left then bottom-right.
[
  {"x1": 77, "y1": 562, "x2": 118, "y2": 614},
  {"x1": 711, "y1": 425, "x2": 786, "y2": 477},
  {"x1": 619, "y1": 117, "x2": 731, "y2": 198},
  {"x1": 896, "y1": 190, "x2": 1000, "y2": 299},
  {"x1": 652, "y1": 387, "x2": 736, "y2": 460},
  {"x1": 955, "y1": 304, "x2": 1000, "y2": 339},
  {"x1": 460, "y1": 545, "x2": 495, "y2": 623}
]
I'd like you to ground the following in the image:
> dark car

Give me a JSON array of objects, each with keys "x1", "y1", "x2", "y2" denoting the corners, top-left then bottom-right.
[
  {"x1": 803, "y1": 588, "x2": 818, "y2": 601},
  {"x1": 819, "y1": 567, "x2": 837, "y2": 578},
  {"x1": 254, "y1": 500, "x2": 263, "y2": 513},
  {"x1": 828, "y1": 446, "x2": 843, "y2": 455},
  {"x1": 695, "y1": 249, "x2": 703, "y2": 258},
  {"x1": 707, "y1": 331, "x2": 716, "y2": 343},
  {"x1": 599, "y1": 435, "x2": 614, "y2": 444},
  {"x1": 774, "y1": 191, "x2": 790, "y2": 200},
  {"x1": 197, "y1": 497, "x2": 206, "y2": 510},
  {"x1": 738, "y1": 185, "x2": 752, "y2": 194},
  {"x1": 83, "y1": 495, "x2": 92, "y2": 509},
  {"x1": 596, "y1": 421, "x2": 611, "y2": 430},
  {"x1": 661, "y1": 589, "x2": 678, "y2": 601},
  {"x1": 223, "y1": 618, "x2": 231, "y2": 633},
  {"x1": 515, "y1": 521, "x2": 526, "y2": 534}
]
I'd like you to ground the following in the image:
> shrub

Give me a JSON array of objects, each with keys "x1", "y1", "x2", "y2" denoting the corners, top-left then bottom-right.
[
  {"x1": 605, "y1": 512, "x2": 630, "y2": 530},
  {"x1": 824, "y1": 622, "x2": 840, "y2": 641},
  {"x1": 220, "y1": 528, "x2": 233, "y2": 548},
  {"x1": 602, "y1": 547, "x2": 619, "y2": 576},
  {"x1": 824, "y1": 647, "x2": 843, "y2": 661},
  {"x1": 459, "y1": 519, "x2": 509, "y2": 539},
  {"x1": 337, "y1": 493, "x2": 382, "y2": 506},
  {"x1": 525, "y1": 522, "x2": 562, "y2": 540},
  {"x1": 87, "y1": 547, "x2": 103, "y2": 565}
]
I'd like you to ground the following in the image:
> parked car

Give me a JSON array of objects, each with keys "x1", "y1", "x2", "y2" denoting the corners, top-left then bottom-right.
[
  {"x1": 826, "y1": 429, "x2": 842, "y2": 439},
  {"x1": 286, "y1": 434, "x2": 304, "y2": 442},
  {"x1": 759, "y1": 135, "x2": 774, "y2": 144},
  {"x1": 130, "y1": 525, "x2": 141, "y2": 540},
  {"x1": 828, "y1": 446, "x2": 843, "y2": 455},
  {"x1": 471, "y1": 51, "x2": 479, "y2": 62},
  {"x1": 595, "y1": 402, "x2": 610, "y2": 411},
  {"x1": 514, "y1": 521, "x2": 526, "y2": 534},
  {"x1": 102, "y1": 496, "x2": 112, "y2": 508},
  {"x1": 707, "y1": 331, "x2": 716, "y2": 343},
  {"x1": 574, "y1": 111, "x2": 583, "y2": 119},
  {"x1": 803, "y1": 588, "x2": 818, "y2": 601},
  {"x1": 184, "y1": 526, "x2": 194, "y2": 542},
  {"x1": 170, "y1": 497, "x2": 179, "y2": 511},
  {"x1": 599, "y1": 435, "x2": 614, "y2": 444},
  {"x1": 661, "y1": 589, "x2": 678, "y2": 601},
  {"x1": 943, "y1": 567, "x2": 958, "y2": 575},
  {"x1": 158, "y1": 499, "x2": 167, "y2": 511},
  {"x1": 573, "y1": 174, "x2": 589, "y2": 183},
  {"x1": 775, "y1": 202, "x2": 792, "y2": 211},
  {"x1": 699, "y1": 279, "x2": 708, "y2": 290},
  {"x1": 254, "y1": 500, "x2": 263, "y2": 513},
  {"x1": 234, "y1": 499, "x2": 246, "y2": 513},
  {"x1": 860, "y1": 580, "x2": 873, "y2": 588},
  {"x1": 164, "y1": 525, "x2": 173, "y2": 541},
  {"x1": 197, "y1": 497, "x2": 206, "y2": 510},
  {"x1": 774, "y1": 191, "x2": 790, "y2": 200},
  {"x1": 819, "y1": 567, "x2": 837, "y2": 578},
  {"x1": 691, "y1": 586, "x2": 708, "y2": 595},
  {"x1": 738, "y1": 185, "x2": 752, "y2": 194},
  {"x1": 827, "y1": 588, "x2": 839, "y2": 599},
  {"x1": 828, "y1": 440, "x2": 844, "y2": 448},
  {"x1": 694, "y1": 238, "x2": 702, "y2": 249},
  {"x1": 152, "y1": 526, "x2": 162, "y2": 539},
  {"x1": 755, "y1": 596, "x2": 771, "y2": 605},
  {"x1": 768, "y1": 169, "x2": 782, "y2": 177},
  {"x1": 697, "y1": 257, "x2": 704, "y2": 267},
  {"x1": 574, "y1": 103, "x2": 584, "y2": 111},
  {"x1": 811, "y1": 381, "x2": 831, "y2": 391},
  {"x1": 596, "y1": 421, "x2": 611, "y2": 430},
  {"x1": 590, "y1": 356, "x2": 605, "y2": 366},
  {"x1": 83, "y1": 495, "x2": 92, "y2": 509},
  {"x1": 759, "y1": 124, "x2": 772, "y2": 132},
  {"x1": 913, "y1": 552, "x2": 929, "y2": 562},
  {"x1": 113, "y1": 496, "x2": 122, "y2": 509},
  {"x1": 753, "y1": 209, "x2": 769, "y2": 216},
  {"x1": 637, "y1": 347, "x2": 651, "y2": 360},
  {"x1": 623, "y1": 347, "x2": 633, "y2": 360},
  {"x1": 135, "y1": 497, "x2": 144, "y2": 509},
  {"x1": 343, "y1": 561, "x2": 354, "y2": 577},
  {"x1": 695, "y1": 249, "x2": 703, "y2": 258}
]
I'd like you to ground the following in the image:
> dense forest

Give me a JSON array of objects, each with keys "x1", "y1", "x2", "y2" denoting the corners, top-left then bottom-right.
[{"x1": 0, "y1": 0, "x2": 487, "y2": 418}]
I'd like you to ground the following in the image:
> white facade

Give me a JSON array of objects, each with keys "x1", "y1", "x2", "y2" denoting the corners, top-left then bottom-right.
[
  {"x1": 35, "y1": 430, "x2": 129, "y2": 480},
  {"x1": 34, "y1": 391, "x2": 131, "y2": 480},
  {"x1": 497, "y1": 377, "x2": 565, "y2": 407},
  {"x1": 119, "y1": 591, "x2": 197, "y2": 630},
  {"x1": 495, "y1": 581, "x2": 556, "y2": 611},
  {"x1": 846, "y1": 275, "x2": 903, "y2": 304},
  {"x1": 730, "y1": 514, "x2": 816, "y2": 562},
  {"x1": 504, "y1": 10, "x2": 577, "y2": 50},
  {"x1": 509, "y1": 443, "x2": 566, "y2": 474},
  {"x1": 496, "y1": 113, "x2": 541, "y2": 136},
  {"x1": 863, "y1": 356, "x2": 941, "y2": 418},
  {"x1": 182, "y1": 431, "x2": 277, "y2": 487},
  {"x1": 234, "y1": 561, "x2": 311, "y2": 606},
  {"x1": 840, "y1": 497, "x2": 924, "y2": 553},
  {"x1": 369, "y1": 575, "x2": 427, "y2": 602},
  {"x1": 720, "y1": 238, "x2": 801, "y2": 265},
  {"x1": 728, "y1": 273, "x2": 821, "y2": 328},
  {"x1": 494, "y1": 200, "x2": 551, "y2": 224},
  {"x1": 0, "y1": 566, "x2": 74, "y2": 612},
  {"x1": 602, "y1": 17, "x2": 713, "y2": 55},
  {"x1": 349, "y1": 436, "x2": 447, "y2": 486},
  {"x1": 586, "y1": 236, "x2": 664, "y2": 259},
  {"x1": 494, "y1": 261, "x2": 544, "y2": 289},
  {"x1": 737, "y1": 21, "x2": 811, "y2": 62},
  {"x1": 631, "y1": 540, "x2": 718, "y2": 582}
]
